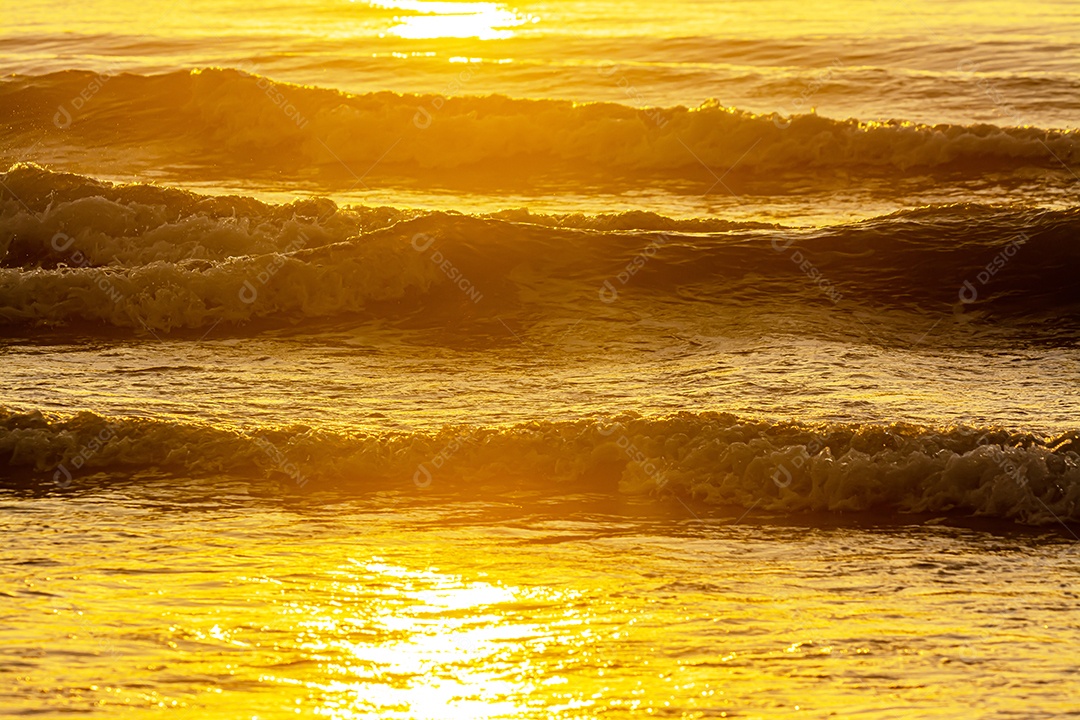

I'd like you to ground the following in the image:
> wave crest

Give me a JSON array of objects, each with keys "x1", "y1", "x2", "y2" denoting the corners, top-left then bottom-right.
[
  {"x1": 3, "y1": 69, "x2": 1078, "y2": 180},
  {"x1": 2, "y1": 167, "x2": 1079, "y2": 337},
  {"x1": 3, "y1": 407, "x2": 1078, "y2": 526}
]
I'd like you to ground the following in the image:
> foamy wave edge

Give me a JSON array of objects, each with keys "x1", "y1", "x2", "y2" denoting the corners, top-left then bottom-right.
[
  {"x1": 3, "y1": 407, "x2": 1079, "y2": 526},
  {"x1": 3, "y1": 164, "x2": 1079, "y2": 334}
]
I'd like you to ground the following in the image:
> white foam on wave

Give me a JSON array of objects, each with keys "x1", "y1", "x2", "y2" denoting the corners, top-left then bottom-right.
[
  {"x1": 3, "y1": 408, "x2": 1078, "y2": 526},
  {"x1": 2, "y1": 165, "x2": 1078, "y2": 334}
]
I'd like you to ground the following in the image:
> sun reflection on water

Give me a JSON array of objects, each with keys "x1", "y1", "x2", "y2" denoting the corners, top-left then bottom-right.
[
  {"x1": 365, "y1": 0, "x2": 536, "y2": 40},
  {"x1": 8, "y1": 496, "x2": 1076, "y2": 718},
  {"x1": 286, "y1": 560, "x2": 573, "y2": 719}
]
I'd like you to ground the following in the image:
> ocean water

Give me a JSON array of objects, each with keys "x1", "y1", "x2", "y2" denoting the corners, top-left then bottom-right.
[{"x1": 2, "y1": 0, "x2": 1080, "y2": 716}]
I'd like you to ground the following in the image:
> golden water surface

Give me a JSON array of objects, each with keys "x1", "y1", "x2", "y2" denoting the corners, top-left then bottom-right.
[{"x1": 4, "y1": 486, "x2": 1078, "y2": 718}]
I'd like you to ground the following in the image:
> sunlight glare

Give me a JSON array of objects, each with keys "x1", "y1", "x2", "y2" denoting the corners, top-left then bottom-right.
[
  {"x1": 295, "y1": 562, "x2": 541, "y2": 718},
  {"x1": 365, "y1": 0, "x2": 535, "y2": 40}
]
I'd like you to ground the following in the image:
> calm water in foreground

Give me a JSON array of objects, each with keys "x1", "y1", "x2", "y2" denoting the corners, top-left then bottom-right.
[{"x1": 3, "y1": 486, "x2": 1078, "y2": 718}]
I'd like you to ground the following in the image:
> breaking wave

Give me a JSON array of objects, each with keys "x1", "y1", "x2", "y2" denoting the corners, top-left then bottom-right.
[
  {"x1": 2, "y1": 406, "x2": 1078, "y2": 527},
  {"x1": 1, "y1": 165, "x2": 1078, "y2": 338}
]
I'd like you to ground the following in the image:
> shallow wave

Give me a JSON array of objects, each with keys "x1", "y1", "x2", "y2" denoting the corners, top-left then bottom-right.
[
  {"x1": 0, "y1": 164, "x2": 412, "y2": 267},
  {"x1": 1, "y1": 166, "x2": 1078, "y2": 336},
  {"x1": 3, "y1": 406, "x2": 1078, "y2": 526},
  {"x1": 0, "y1": 164, "x2": 768, "y2": 270},
  {"x1": 3, "y1": 68, "x2": 1078, "y2": 180}
]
